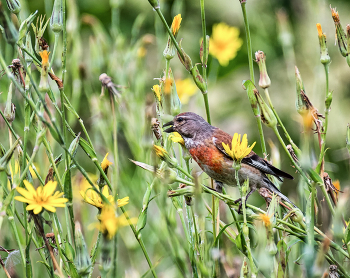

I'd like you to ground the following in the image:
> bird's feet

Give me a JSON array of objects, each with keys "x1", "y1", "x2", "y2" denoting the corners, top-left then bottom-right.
[
  {"x1": 233, "y1": 198, "x2": 243, "y2": 214},
  {"x1": 214, "y1": 181, "x2": 223, "y2": 193}
]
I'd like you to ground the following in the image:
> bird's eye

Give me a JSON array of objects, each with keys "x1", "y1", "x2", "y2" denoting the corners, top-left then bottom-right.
[{"x1": 177, "y1": 117, "x2": 184, "y2": 122}]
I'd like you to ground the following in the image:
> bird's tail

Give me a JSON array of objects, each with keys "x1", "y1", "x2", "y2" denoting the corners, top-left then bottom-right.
[{"x1": 263, "y1": 177, "x2": 297, "y2": 208}]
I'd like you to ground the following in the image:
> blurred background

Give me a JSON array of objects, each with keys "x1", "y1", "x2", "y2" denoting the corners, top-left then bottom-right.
[{"x1": 1, "y1": 0, "x2": 350, "y2": 276}]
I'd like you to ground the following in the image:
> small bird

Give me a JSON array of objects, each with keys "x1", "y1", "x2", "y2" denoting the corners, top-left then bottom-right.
[{"x1": 163, "y1": 112, "x2": 295, "y2": 208}]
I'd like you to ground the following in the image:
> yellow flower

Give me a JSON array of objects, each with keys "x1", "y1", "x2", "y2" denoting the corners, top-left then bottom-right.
[
  {"x1": 39, "y1": 50, "x2": 50, "y2": 66},
  {"x1": 152, "y1": 85, "x2": 161, "y2": 102},
  {"x1": 169, "y1": 132, "x2": 185, "y2": 146},
  {"x1": 94, "y1": 205, "x2": 130, "y2": 239},
  {"x1": 258, "y1": 213, "x2": 272, "y2": 228},
  {"x1": 175, "y1": 78, "x2": 197, "y2": 104},
  {"x1": 171, "y1": 14, "x2": 182, "y2": 36},
  {"x1": 316, "y1": 23, "x2": 323, "y2": 38},
  {"x1": 153, "y1": 145, "x2": 168, "y2": 158},
  {"x1": 101, "y1": 153, "x2": 113, "y2": 171},
  {"x1": 80, "y1": 184, "x2": 114, "y2": 208},
  {"x1": 209, "y1": 22, "x2": 243, "y2": 66},
  {"x1": 14, "y1": 180, "x2": 68, "y2": 214},
  {"x1": 222, "y1": 133, "x2": 256, "y2": 162},
  {"x1": 117, "y1": 196, "x2": 129, "y2": 207}
]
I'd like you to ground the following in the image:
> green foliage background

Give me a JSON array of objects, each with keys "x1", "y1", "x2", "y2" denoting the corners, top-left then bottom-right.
[{"x1": 1, "y1": 0, "x2": 350, "y2": 277}]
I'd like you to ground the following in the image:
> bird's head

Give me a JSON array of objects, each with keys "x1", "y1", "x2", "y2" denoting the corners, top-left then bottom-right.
[{"x1": 163, "y1": 112, "x2": 210, "y2": 138}]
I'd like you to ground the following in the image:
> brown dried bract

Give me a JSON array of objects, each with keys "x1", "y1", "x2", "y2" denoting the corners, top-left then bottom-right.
[
  {"x1": 151, "y1": 118, "x2": 163, "y2": 145},
  {"x1": 323, "y1": 172, "x2": 343, "y2": 205}
]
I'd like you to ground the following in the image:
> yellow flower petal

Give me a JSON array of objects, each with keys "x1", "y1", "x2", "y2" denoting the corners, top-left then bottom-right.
[
  {"x1": 101, "y1": 153, "x2": 113, "y2": 171},
  {"x1": 33, "y1": 205, "x2": 43, "y2": 214},
  {"x1": 171, "y1": 14, "x2": 182, "y2": 36},
  {"x1": 23, "y1": 180, "x2": 37, "y2": 196},
  {"x1": 42, "y1": 204, "x2": 57, "y2": 212}
]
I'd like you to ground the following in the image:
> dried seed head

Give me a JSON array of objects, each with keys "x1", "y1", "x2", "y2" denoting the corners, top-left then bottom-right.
[
  {"x1": 99, "y1": 73, "x2": 122, "y2": 98},
  {"x1": 330, "y1": 7, "x2": 339, "y2": 23}
]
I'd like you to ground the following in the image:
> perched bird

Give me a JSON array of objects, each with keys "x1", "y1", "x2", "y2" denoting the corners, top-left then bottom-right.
[{"x1": 163, "y1": 112, "x2": 295, "y2": 208}]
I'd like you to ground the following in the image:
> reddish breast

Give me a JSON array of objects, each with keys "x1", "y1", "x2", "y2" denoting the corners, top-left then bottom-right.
[{"x1": 189, "y1": 144, "x2": 225, "y2": 174}]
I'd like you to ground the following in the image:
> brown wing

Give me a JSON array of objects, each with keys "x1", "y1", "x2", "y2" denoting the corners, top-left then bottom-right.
[{"x1": 213, "y1": 128, "x2": 293, "y2": 180}]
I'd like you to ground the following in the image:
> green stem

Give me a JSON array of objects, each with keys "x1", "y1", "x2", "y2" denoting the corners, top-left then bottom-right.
[
  {"x1": 240, "y1": 2, "x2": 254, "y2": 83},
  {"x1": 89, "y1": 231, "x2": 102, "y2": 278},
  {"x1": 0, "y1": 110, "x2": 44, "y2": 185},
  {"x1": 8, "y1": 212, "x2": 26, "y2": 274},
  {"x1": 240, "y1": 2, "x2": 266, "y2": 155},
  {"x1": 264, "y1": 88, "x2": 300, "y2": 156},
  {"x1": 48, "y1": 33, "x2": 59, "y2": 72},
  {"x1": 315, "y1": 63, "x2": 330, "y2": 174},
  {"x1": 120, "y1": 207, "x2": 158, "y2": 278},
  {"x1": 272, "y1": 127, "x2": 310, "y2": 186},
  {"x1": 202, "y1": 92, "x2": 211, "y2": 124}
]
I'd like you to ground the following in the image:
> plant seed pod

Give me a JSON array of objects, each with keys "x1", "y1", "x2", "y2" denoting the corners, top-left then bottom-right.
[
  {"x1": 177, "y1": 39, "x2": 193, "y2": 72},
  {"x1": 50, "y1": 0, "x2": 63, "y2": 34}
]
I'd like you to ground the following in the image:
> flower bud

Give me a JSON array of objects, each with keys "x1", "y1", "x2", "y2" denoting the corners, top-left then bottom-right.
[
  {"x1": 0, "y1": 3, "x2": 18, "y2": 45},
  {"x1": 156, "y1": 168, "x2": 178, "y2": 184},
  {"x1": 153, "y1": 145, "x2": 178, "y2": 168},
  {"x1": 5, "y1": 0, "x2": 20, "y2": 15},
  {"x1": 316, "y1": 23, "x2": 331, "y2": 65},
  {"x1": 4, "y1": 83, "x2": 16, "y2": 123},
  {"x1": 177, "y1": 39, "x2": 193, "y2": 72},
  {"x1": 0, "y1": 138, "x2": 20, "y2": 172},
  {"x1": 38, "y1": 50, "x2": 50, "y2": 93},
  {"x1": 74, "y1": 222, "x2": 92, "y2": 276},
  {"x1": 255, "y1": 51, "x2": 271, "y2": 89},
  {"x1": 330, "y1": 6, "x2": 347, "y2": 57},
  {"x1": 254, "y1": 90, "x2": 277, "y2": 128},
  {"x1": 50, "y1": 0, "x2": 63, "y2": 34},
  {"x1": 290, "y1": 208, "x2": 304, "y2": 224},
  {"x1": 163, "y1": 14, "x2": 181, "y2": 61}
]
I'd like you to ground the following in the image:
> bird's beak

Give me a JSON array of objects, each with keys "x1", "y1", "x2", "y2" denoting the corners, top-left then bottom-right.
[{"x1": 163, "y1": 120, "x2": 174, "y2": 133}]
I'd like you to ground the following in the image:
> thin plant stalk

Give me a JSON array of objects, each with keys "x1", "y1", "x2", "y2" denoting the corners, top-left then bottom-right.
[
  {"x1": 315, "y1": 63, "x2": 330, "y2": 175},
  {"x1": 120, "y1": 207, "x2": 158, "y2": 278},
  {"x1": 240, "y1": 1, "x2": 267, "y2": 155},
  {"x1": 264, "y1": 88, "x2": 300, "y2": 155}
]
